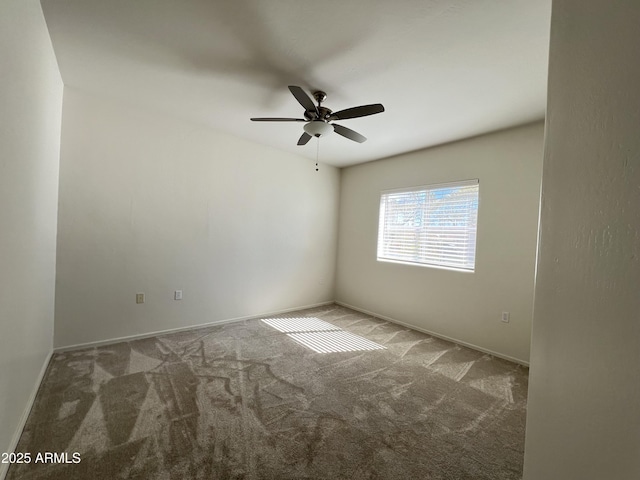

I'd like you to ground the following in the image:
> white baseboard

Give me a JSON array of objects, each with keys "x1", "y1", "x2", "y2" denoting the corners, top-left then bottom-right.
[
  {"x1": 335, "y1": 301, "x2": 529, "y2": 367},
  {"x1": 55, "y1": 300, "x2": 529, "y2": 366},
  {"x1": 54, "y1": 301, "x2": 336, "y2": 353},
  {"x1": 0, "y1": 350, "x2": 53, "y2": 480}
]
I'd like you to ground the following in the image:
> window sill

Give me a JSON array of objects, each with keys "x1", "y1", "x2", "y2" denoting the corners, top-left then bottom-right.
[{"x1": 376, "y1": 257, "x2": 475, "y2": 273}]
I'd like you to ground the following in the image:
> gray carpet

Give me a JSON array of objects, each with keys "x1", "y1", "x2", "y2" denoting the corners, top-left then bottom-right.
[{"x1": 7, "y1": 304, "x2": 528, "y2": 479}]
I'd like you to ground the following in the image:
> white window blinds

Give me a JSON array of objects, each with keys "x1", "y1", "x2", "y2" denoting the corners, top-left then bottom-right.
[{"x1": 377, "y1": 180, "x2": 479, "y2": 271}]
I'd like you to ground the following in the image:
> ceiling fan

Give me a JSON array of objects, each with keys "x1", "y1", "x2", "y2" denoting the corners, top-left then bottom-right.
[{"x1": 251, "y1": 86, "x2": 385, "y2": 145}]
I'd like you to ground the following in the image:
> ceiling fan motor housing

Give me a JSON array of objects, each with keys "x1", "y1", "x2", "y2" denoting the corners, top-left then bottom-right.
[{"x1": 304, "y1": 106, "x2": 332, "y2": 121}]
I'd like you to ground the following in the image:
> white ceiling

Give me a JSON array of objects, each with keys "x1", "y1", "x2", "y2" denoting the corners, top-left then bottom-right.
[{"x1": 41, "y1": 0, "x2": 551, "y2": 168}]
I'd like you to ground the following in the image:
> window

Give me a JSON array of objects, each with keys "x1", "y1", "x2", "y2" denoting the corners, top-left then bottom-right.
[{"x1": 377, "y1": 179, "x2": 479, "y2": 271}]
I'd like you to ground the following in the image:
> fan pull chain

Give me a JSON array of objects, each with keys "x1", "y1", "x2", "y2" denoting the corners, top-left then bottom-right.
[{"x1": 315, "y1": 137, "x2": 319, "y2": 172}]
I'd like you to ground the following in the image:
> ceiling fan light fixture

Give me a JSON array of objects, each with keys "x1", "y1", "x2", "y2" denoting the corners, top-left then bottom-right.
[{"x1": 304, "y1": 121, "x2": 334, "y2": 137}]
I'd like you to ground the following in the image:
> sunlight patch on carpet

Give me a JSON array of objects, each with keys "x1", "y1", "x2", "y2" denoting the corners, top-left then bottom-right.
[
  {"x1": 261, "y1": 317, "x2": 340, "y2": 333},
  {"x1": 288, "y1": 331, "x2": 386, "y2": 353},
  {"x1": 261, "y1": 317, "x2": 386, "y2": 353}
]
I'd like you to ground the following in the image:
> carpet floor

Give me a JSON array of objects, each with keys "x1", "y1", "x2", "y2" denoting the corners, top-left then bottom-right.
[{"x1": 7, "y1": 304, "x2": 528, "y2": 480}]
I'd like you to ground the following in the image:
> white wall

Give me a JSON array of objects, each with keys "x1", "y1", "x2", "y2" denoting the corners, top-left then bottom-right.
[
  {"x1": 336, "y1": 123, "x2": 543, "y2": 363},
  {"x1": 523, "y1": 0, "x2": 640, "y2": 478},
  {"x1": 0, "y1": 0, "x2": 63, "y2": 470},
  {"x1": 54, "y1": 88, "x2": 340, "y2": 348}
]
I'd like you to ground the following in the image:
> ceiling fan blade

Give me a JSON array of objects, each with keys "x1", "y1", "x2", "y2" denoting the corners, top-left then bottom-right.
[
  {"x1": 251, "y1": 117, "x2": 306, "y2": 122},
  {"x1": 297, "y1": 132, "x2": 312, "y2": 145},
  {"x1": 333, "y1": 124, "x2": 367, "y2": 143},
  {"x1": 288, "y1": 86, "x2": 318, "y2": 114},
  {"x1": 330, "y1": 103, "x2": 385, "y2": 121}
]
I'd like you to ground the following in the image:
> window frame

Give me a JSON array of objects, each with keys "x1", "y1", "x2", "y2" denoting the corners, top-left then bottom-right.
[{"x1": 376, "y1": 179, "x2": 480, "y2": 273}]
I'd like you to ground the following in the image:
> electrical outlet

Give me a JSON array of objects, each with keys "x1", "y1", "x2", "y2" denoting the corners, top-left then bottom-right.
[
  {"x1": 501, "y1": 311, "x2": 510, "y2": 323},
  {"x1": 174, "y1": 290, "x2": 183, "y2": 300},
  {"x1": 136, "y1": 293, "x2": 145, "y2": 304}
]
